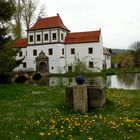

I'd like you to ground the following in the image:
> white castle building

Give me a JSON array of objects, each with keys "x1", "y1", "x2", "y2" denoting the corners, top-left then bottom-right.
[{"x1": 13, "y1": 14, "x2": 111, "y2": 73}]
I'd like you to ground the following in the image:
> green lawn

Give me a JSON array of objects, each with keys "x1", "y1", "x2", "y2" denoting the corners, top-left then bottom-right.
[{"x1": 0, "y1": 84, "x2": 140, "y2": 140}]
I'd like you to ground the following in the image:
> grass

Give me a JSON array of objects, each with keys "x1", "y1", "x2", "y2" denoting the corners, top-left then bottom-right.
[
  {"x1": 0, "y1": 84, "x2": 140, "y2": 140},
  {"x1": 102, "y1": 67, "x2": 140, "y2": 75}
]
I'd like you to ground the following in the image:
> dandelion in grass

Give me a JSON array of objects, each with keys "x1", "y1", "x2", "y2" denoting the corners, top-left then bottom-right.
[
  {"x1": 88, "y1": 137, "x2": 93, "y2": 140},
  {"x1": 39, "y1": 132, "x2": 45, "y2": 136}
]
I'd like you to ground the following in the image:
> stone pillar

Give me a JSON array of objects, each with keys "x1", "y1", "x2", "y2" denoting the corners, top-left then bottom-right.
[
  {"x1": 65, "y1": 86, "x2": 73, "y2": 108},
  {"x1": 73, "y1": 85, "x2": 88, "y2": 113}
]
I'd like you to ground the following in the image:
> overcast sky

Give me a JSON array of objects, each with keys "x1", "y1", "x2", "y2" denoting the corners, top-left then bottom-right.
[{"x1": 39, "y1": 0, "x2": 140, "y2": 49}]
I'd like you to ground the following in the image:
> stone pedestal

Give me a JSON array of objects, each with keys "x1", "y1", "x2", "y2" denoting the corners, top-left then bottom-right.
[
  {"x1": 65, "y1": 85, "x2": 106, "y2": 112},
  {"x1": 73, "y1": 85, "x2": 88, "y2": 113},
  {"x1": 87, "y1": 86, "x2": 105, "y2": 108}
]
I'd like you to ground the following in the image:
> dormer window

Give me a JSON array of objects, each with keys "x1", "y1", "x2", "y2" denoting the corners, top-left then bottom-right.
[
  {"x1": 37, "y1": 34, "x2": 41, "y2": 41},
  {"x1": 52, "y1": 33, "x2": 56, "y2": 40},
  {"x1": 44, "y1": 34, "x2": 48, "y2": 41},
  {"x1": 29, "y1": 35, "x2": 33, "y2": 42}
]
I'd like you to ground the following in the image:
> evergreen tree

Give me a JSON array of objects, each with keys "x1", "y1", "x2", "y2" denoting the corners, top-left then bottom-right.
[{"x1": 0, "y1": 0, "x2": 17, "y2": 83}]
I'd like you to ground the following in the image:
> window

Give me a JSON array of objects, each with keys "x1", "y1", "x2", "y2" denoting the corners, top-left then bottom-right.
[
  {"x1": 37, "y1": 34, "x2": 41, "y2": 41},
  {"x1": 61, "y1": 33, "x2": 64, "y2": 40},
  {"x1": 71, "y1": 48, "x2": 75, "y2": 54},
  {"x1": 19, "y1": 51, "x2": 22, "y2": 57},
  {"x1": 52, "y1": 33, "x2": 56, "y2": 40},
  {"x1": 29, "y1": 35, "x2": 33, "y2": 42},
  {"x1": 88, "y1": 48, "x2": 93, "y2": 54},
  {"x1": 23, "y1": 62, "x2": 26, "y2": 68},
  {"x1": 33, "y1": 50, "x2": 37, "y2": 56},
  {"x1": 89, "y1": 62, "x2": 93, "y2": 68},
  {"x1": 62, "y1": 48, "x2": 64, "y2": 55},
  {"x1": 48, "y1": 48, "x2": 53, "y2": 55},
  {"x1": 44, "y1": 34, "x2": 48, "y2": 41},
  {"x1": 68, "y1": 66, "x2": 72, "y2": 72}
]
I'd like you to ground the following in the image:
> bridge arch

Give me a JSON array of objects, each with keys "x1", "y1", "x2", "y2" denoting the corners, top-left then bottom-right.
[
  {"x1": 15, "y1": 75, "x2": 28, "y2": 83},
  {"x1": 32, "y1": 73, "x2": 42, "y2": 81}
]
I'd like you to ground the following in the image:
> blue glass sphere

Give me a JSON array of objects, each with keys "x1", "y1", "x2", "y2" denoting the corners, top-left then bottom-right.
[{"x1": 75, "y1": 75, "x2": 85, "y2": 85}]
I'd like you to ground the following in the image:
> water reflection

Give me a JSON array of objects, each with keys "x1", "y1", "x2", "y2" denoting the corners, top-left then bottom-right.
[
  {"x1": 108, "y1": 74, "x2": 140, "y2": 89},
  {"x1": 15, "y1": 73, "x2": 140, "y2": 89}
]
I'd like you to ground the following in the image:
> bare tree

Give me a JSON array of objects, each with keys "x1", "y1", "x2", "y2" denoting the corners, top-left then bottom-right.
[
  {"x1": 10, "y1": 0, "x2": 47, "y2": 38},
  {"x1": 21, "y1": 0, "x2": 37, "y2": 30},
  {"x1": 21, "y1": 0, "x2": 47, "y2": 30},
  {"x1": 10, "y1": 0, "x2": 23, "y2": 39},
  {"x1": 38, "y1": 5, "x2": 48, "y2": 18}
]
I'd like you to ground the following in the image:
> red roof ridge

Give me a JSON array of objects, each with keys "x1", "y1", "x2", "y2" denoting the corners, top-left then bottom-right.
[{"x1": 68, "y1": 30, "x2": 100, "y2": 34}]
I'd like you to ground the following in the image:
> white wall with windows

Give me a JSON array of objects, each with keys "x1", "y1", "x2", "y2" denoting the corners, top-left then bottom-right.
[
  {"x1": 23, "y1": 43, "x2": 66, "y2": 73},
  {"x1": 14, "y1": 48, "x2": 29, "y2": 71},
  {"x1": 28, "y1": 28, "x2": 68, "y2": 45},
  {"x1": 65, "y1": 40, "x2": 104, "y2": 72},
  {"x1": 14, "y1": 29, "x2": 108, "y2": 73}
]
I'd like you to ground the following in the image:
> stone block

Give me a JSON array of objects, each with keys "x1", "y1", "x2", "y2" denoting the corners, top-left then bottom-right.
[
  {"x1": 73, "y1": 85, "x2": 88, "y2": 113},
  {"x1": 87, "y1": 85, "x2": 105, "y2": 108},
  {"x1": 65, "y1": 86, "x2": 73, "y2": 108}
]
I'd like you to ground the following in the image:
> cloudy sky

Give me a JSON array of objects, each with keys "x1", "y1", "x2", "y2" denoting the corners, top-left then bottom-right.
[{"x1": 39, "y1": 0, "x2": 140, "y2": 49}]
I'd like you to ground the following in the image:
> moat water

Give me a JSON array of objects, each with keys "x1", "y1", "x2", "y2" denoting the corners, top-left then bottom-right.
[{"x1": 25, "y1": 73, "x2": 140, "y2": 90}]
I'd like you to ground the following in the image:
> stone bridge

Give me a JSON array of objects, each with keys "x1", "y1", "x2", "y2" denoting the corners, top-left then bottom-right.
[{"x1": 11, "y1": 71, "x2": 49, "y2": 82}]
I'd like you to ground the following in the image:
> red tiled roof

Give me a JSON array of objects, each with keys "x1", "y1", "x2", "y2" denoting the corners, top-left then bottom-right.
[
  {"x1": 103, "y1": 48, "x2": 110, "y2": 55},
  {"x1": 28, "y1": 15, "x2": 69, "y2": 31},
  {"x1": 65, "y1": 30, "x2": 100, "y2": 44},
  {"x1": 13, "y1": 38, "x2": 27, "y2": 48}
]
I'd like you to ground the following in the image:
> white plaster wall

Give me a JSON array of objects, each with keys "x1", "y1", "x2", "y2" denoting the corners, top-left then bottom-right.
[
  {"x1": 26, "y1": 43, "x2": 66, "y2": 73},
  {"x1": 14, "y1": 48, "x2": 28, "y2": 71},
  {"x1": 65, "y1": 41, "x2": 104, "y2": 72},
  {"x1": 103, "y1": 55, "x2": 111, "y2": 69}
]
